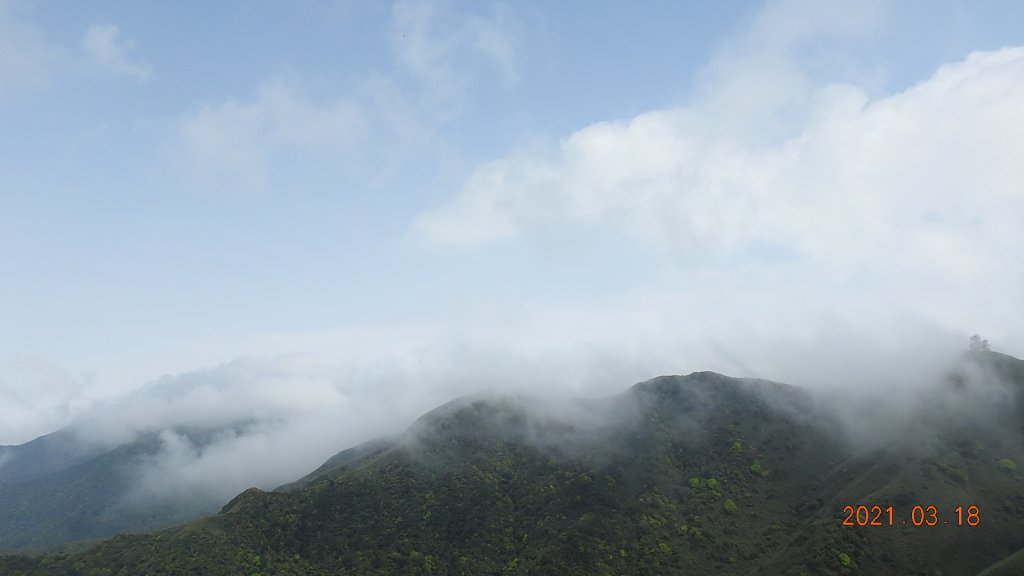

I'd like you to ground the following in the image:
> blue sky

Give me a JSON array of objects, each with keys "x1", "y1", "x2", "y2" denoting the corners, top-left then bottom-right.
[{"x1": 2, "y1": 0, "x2": 1024, "y2": 452}]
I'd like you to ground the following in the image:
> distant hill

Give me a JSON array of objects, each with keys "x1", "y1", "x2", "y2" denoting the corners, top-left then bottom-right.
[
  {"x1": 2, "y1": 351, "x2": 1023, "y2": 574},
  {"x1": 0, "y1": 429, "x2": 102, "y2": 487},
  {"x1": 0, "y1": 427, "x2": 240, "y2": 550}
]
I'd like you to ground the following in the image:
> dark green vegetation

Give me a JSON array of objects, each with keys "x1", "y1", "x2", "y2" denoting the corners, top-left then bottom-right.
[
  {"x1": 0, "y1": 429, "x2": 232, "y2": 550},
  {"x1": 2, "y1": 351, "x2": 1023, "y2": 575}
]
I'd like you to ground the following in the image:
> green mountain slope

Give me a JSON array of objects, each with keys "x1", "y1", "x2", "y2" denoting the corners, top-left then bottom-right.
[{"x1": 2, "y1": 353, "x2": 1022, "y2": 575}]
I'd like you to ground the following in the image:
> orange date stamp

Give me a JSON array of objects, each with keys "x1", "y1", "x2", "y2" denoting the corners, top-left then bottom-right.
[{"x1": 841, "y1": 505, "x2": 980, "y2": 527}]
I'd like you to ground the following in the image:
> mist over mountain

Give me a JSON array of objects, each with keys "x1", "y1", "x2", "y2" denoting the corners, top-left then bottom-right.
[
  {"x1": 2, "y1": 1, "x2": 1023, "y2": 574},
  {"x1": 0, "y1": 425, "x2": 265, "y2": 550},
  {"x1": 1, "y1": 349, "x2": 1021, "y2": 574},
  {"x1": 0, "y1": 319, "x2": 978, "y2": 518},
  {"x1": 0, "y1": 326, "x2": 984, "y2": 552}
]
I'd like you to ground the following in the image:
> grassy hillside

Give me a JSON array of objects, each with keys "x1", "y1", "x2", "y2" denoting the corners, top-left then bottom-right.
[{"x1": 1, "y1": 354, "x2": 1022, "y2": 575}]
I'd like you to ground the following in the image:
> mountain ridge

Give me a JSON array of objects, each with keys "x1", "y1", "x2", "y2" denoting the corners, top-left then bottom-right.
[{"x1": 1, "y1": 354, "x2": 1022, "y2": 574}]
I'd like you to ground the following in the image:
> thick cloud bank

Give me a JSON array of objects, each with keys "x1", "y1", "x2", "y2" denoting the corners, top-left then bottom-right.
[{"x1": 415, "y1": 47, "x2": 1024, "y2": 352}]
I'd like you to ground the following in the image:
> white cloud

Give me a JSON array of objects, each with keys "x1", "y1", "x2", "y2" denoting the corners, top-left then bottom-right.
[
  {"x1": 69, "y1": 355, "x2": 401, "y2": 502},
  {"x1": 464, "y1": 5, "x2": 521, "y2": 86},
  {"x1": 0, "y1": 356, "x2": 97, "y2": 445},
  {"x1": 0, "y1": 7, "x2": 156, "y2": 95},
  {"x1": 169, "y1": 1, "x2": 521, "y2": 196},
  {"x1": 82, "y1": 24, "x2": 152, "y2": 82},
  {"x1": 414, "y1": 33, "x2": 1024, "y2": 346},
  {"x1": 174, "y1": 82, "x2": 367, "y2": 194},
  {"x1": 0, "y1": 0, "x2": 63, "y2": 94},
  {"x1": 389, "y1": 0, "x2": 522, "y2": 101},
  {"x1": 693, "y1": 0, "x2": 884, "y2": 142},
  {"x1": 409, "y1": 0, "x2": 1024, "y2": 399}
]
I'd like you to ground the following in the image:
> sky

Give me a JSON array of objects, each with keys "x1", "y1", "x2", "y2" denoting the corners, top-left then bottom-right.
[{"x1": 2, "y1": 0, "x2": 1023, "y2": 490}]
